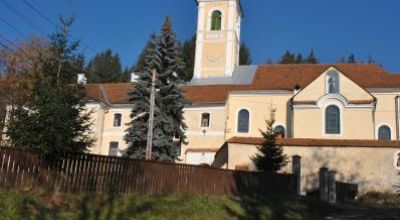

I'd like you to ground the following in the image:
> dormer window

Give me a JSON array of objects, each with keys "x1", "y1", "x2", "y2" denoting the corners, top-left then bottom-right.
[
  {"x1": 201, "y1": 113, "x2": 210, "y2": 127},
  {"x1": 211, "y1": 10, "x2": 222, "y2": 31},
  {"x1": 327, "y1": 72, "x2": 339, "y2": 94}
]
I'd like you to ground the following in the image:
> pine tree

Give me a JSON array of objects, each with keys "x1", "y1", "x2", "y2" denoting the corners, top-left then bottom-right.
[
  {"x1": 6, "y1": 17, "x2": 93, "y2": 159},
  {"x1": 125, "y1": 16, "x2": 188, "y2": 161},
  {"x1": 252, "y1": 108, "x2": 288, "y2": 172},
  {"x1": 296, "y1": 54, "x2": 303, "y2": 64},
  {"x1": 86, "y1": 49, "x2": 124, "y2": 83},
  {"x1": 278, "y1": 50, "x2": 296, "y2": 64},
  {"x1": 347, "y1": 54, "x2": 357, "y2": 63},
  {"x1": 239, "y1": 42, "x2": 253, "y2": 65},
  {"x1": 305, "y1": 49, "x2": 319, "y2": 64},
  {"x1": 182, "y1": 34, "x2": 196, "y2": 81}
]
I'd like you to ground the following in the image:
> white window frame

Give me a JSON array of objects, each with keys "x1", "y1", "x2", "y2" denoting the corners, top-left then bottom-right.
[
  {"x1": 200, "y1": 112, "x2": 211, "y2": 128},
  {"x1": 113, "y1": 113, "x2": 122, "y2": 127},
  {"x1": 322, "y1": 103, "x2": 343, "y2": 136},
  {"x1": 376, "y1": 123, "x2": 393, "y2": 140},
  {"x1": 236, "y1": 107, "x2": 251, "y2": 134}
]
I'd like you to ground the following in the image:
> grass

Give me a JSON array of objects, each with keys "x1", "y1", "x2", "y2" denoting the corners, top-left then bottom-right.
[
  {"x1": 0, "y1": 189, "x2": 336, "y2": 220},
  {"x1": 357, "y1": 191, "x2": 400, "y2": 208}
]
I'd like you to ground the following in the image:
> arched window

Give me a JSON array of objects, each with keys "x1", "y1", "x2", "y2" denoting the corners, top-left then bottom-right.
[
  {"x1": 237, "y1": 109, "x2": 249, "y2": 133},
  {"x1": 378, "y1": 125, "x2": 391, "y2": 140},
  {"x1": 274, "y1": 125, "x2": 285, "y2": 138},
  {"x1": 109, "y1": 141, "x2": 119, "y2": 156},
  {"x1": 327, "y1": 73, "x2": 339, "y2": 94},
  {"x1": 201, "y1": 113, "x2": 210, "y2": 127},
  {"x1": 113, "y1": 113, "x2": 122, "y2": 127},
  {"x1": 325, "y1": 105, "x2": 340, "y2": 134},
  {"x1": 211, "y1": 10, "x2": 222, "y2": 31}
]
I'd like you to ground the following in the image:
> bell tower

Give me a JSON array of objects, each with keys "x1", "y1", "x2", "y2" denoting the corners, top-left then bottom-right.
[{"x1": 193, "y1": 0, "x2": 243, "y2": 78}]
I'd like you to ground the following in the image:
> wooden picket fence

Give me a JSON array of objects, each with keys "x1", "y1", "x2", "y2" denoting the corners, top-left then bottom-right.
[{"x1": 0, "y1": 147, "x2": 297, "y2": 196}]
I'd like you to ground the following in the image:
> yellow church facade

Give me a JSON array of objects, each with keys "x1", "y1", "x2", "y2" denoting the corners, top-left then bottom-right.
[{"x1": 83, "y1": 0, "x2": 400, "y2": 193}]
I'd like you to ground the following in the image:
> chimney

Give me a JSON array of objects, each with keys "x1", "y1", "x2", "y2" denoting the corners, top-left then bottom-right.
[
  {"x1": 77, "y1": 73, "x2": 87, "y2": 85},
  {"x1": 131, "y1": 73, "x2": 139, "y2": 83}
]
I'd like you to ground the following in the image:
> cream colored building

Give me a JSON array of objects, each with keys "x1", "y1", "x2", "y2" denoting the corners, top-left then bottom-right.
[{"x1": 83, "y1": 0, "x2": 400, "y2": 192}]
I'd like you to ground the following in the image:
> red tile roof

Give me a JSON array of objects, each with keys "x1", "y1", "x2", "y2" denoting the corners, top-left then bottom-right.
[
  {"x1": 185, "y1": 148, "x2": 219, "y2": 153},
  {"x1": 226, "y1": 136, "x2": 400, "y2": 148},
  {"x1": 84, "y1": 64, "x2": 400, "y2": 104}
]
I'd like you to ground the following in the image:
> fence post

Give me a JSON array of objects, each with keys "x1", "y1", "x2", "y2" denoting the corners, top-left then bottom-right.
[
  {"x1": 292, "y1": 155, "x2": 301, "y2": 196},
  {"x1": 328, "y1": 170, "x2": 337, "y2": 204},
  {"x1": 319, "y1": 167, "x2": 329, "y2": 202}
]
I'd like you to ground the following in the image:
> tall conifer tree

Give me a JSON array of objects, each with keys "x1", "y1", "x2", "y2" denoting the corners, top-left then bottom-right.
[
  {"x1": 6, "y1": 17, "x2": 93, "y2": 158},
  {"x1": 125, "y1": 16, "x2": 188, "y2": 161}
]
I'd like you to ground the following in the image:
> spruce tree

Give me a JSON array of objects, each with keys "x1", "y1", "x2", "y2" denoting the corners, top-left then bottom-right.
[
  {"x1": 305, "y1": 49, "x2": 319, "y2": 64},
  {"x1": 347, "y1": 54, "x2": 357, "y2": 63},
  {"x1": 239, "y1": 42, "x2": 253, "y2": 65},
  {"x1": 296, "y1": 54, "x2": 303, "y2": 63},
  {"x1": 278, "y1": 50, "x2": 296, "y2": 64},
  {"x1": 125, "y1": 16, "x2": 188, "y2": 161},
  {"x1": 6, "y1": 17, "x2": 93, "y2": 159},
  {"x1": 86, "y1": 49, "x2": 124, "y2": 83},
  {"x1": 252, "y1": 108, "x2": 288, "y2": 172},
  {"x1": 182, "y1": 34, "x2": 196, "y2": 81}
]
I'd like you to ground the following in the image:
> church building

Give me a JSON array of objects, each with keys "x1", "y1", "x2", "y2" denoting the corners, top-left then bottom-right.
[{"x1": 84, "y1": 0, "x2": 400, "y2": 193}]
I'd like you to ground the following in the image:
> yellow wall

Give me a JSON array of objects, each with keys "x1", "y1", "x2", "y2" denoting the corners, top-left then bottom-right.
[
  {"x1": 181, "y1": 105, "x2": 227, "y2": 162},
  {"x1": 374, "y1": 93, "x2": 398, "y2": 140},
  {"x1": 225, "y1": 93, "x2": 293, "y2": 139},
  {"x1": 293, "y1": 107, "x2": 375, "y2": 139},
  {"x1": 216, "y1": 143, "x2": 400, "y2": 193}
]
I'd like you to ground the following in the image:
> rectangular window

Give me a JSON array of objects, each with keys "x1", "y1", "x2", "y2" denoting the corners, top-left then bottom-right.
[
  {"x1": 113, "y1": 113, "x2": 122, "y2": 127},
  {"x1": 201, "y1": 113, "x2": 210, "y2": 127},
  {"x1": 109, "y1": 142, "x2": 119, "y2": 156}
]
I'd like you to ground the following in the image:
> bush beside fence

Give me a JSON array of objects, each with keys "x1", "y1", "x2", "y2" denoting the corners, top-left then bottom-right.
[{"x1": 0, "y1": 147, "x2": 296, "y2": 196}]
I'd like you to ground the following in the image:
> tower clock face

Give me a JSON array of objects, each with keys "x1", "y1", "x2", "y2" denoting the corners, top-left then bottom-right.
[{"x1": 205, "y1": 54, "x2": 223, "y2": 64}]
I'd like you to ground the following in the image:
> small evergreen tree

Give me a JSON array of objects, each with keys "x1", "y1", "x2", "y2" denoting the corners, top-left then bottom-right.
[
  {"x1": 305, "y1": 49, "x2": 319, "y2": 64},
  {"x1": 239, "y1": 42, "x2": 253, "y2": 65},
  {"x1": 252, "y1": 108, "x2": 288, "y2": 172},
  {"x1": 125, "y1": 16, "x2": 188, "y2": 161},
  {"x1": 295, "y1": 54, "x2": 303, "y2": 63},
  {"x1": 347, "y1": 54, "x2": 357, "y2": 63},
  {"x1": 86, "y1": 49, "x2": 124, "y2": 83},
  {"x1": 278, "y1": 50, "x2": 296, "y2": 64},
  {"x1": 6, "y1": 17, "x2": 93, "y2": 159}
]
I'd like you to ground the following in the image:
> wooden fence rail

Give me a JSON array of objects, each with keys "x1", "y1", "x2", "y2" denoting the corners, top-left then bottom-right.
[{"x1": 0, "y1": 148, "x2": 297, "y2": 196}]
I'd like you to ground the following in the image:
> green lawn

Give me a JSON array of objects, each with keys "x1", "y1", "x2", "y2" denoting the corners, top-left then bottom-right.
[{"x1": 0, "y1": 190, "x2": 336, "y2": 220}]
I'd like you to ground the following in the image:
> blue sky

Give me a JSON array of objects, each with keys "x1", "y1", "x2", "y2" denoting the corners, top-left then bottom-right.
[{"x1": 0, "y1": 0, "x2": 399, "y2": 72}]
